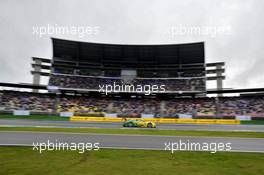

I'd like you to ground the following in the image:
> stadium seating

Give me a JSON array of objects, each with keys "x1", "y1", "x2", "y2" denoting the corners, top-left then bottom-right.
[
  {"x1": 1, "y1": 91, "x2": 264, "y2": 118},
  {"x1": 0, "y1": 91, "x2": 55, "y2": 112},
  {"x1": 49, "y1": 74, "x2": 206, "y2": 92}
]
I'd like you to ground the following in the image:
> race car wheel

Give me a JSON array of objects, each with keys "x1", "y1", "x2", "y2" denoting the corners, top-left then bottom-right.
[{"x1": 147, "y1": 123, "x2": 153, "y2": 128}]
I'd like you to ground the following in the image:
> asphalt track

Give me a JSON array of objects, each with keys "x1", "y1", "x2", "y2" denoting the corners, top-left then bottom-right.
[
  {"x1": 0, "y1": 119, "x2": 264, "y2": 132},
  {"x1": 0, "y1": 131, "x2": 264, "y2": 153}
]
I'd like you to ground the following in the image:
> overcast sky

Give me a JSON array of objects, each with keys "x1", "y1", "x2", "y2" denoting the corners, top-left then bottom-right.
[{"x1": 0, "y1": 0, "x2": 264, "y2": 89}]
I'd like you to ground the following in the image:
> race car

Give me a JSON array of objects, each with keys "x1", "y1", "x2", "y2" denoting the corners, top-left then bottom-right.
[{"x1": 123, "y1": 119, "x2": 156, "y2": 128}]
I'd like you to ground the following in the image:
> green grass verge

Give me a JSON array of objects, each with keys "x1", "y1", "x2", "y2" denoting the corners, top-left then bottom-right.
[
  {"x1": 0, "y1": 147, "x2": 263, "y2": 175},
  {"x1": 241, "y1": 120, "x2": 264, "y2": 125},
  {"x1": 0, "y1": 126, "x2": 264, "y2": 138},
  {"x1": 0, "y1": 114, "x2": 69, "y2": 121}
]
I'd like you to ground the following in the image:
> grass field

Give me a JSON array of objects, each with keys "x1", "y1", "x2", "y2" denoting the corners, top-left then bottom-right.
[
  {"x1": 1, "y1": 126, "x2": 264, "y2": 138},
  {"x1": 0, "y1": 147, "x2": 263, "y2": 175},
  {"x1": 241, "y1": 120, "x2": 264, "y2": 125},
  {"x1": 0, "y1": 114, "x2": 68, "y2": 121}
]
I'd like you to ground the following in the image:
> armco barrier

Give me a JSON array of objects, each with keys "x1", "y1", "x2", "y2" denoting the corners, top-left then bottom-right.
[
  {"x1": 215, "y1": 119, "x2": 240, "y2": 124},
  {"x1": 70, "y1": 116, "x2": 240, "y2": 125}
]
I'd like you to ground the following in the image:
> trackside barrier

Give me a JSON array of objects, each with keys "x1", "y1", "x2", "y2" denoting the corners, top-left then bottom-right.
[{"x1": 70, "y1": 116, "x2": 240, "y2": 125}]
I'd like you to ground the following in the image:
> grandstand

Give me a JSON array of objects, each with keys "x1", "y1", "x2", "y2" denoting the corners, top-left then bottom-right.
[
  {"x1": 48, "y1": 38, "x2": 207, "y2": 93},
  {"x1": 0, "y1": 38, "x2": 264, "y2": 120},
  {"x1": 1, "y1": 90, "x2": 264, "y2": 119}
]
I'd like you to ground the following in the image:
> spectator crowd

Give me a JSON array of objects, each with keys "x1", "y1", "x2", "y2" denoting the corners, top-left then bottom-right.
[
  {"x1": 49, "y1": 74, "x2": 206, "y2": 92},
  {"x1": 0, "y1": 91, "x2": 264, "y2": 118}
]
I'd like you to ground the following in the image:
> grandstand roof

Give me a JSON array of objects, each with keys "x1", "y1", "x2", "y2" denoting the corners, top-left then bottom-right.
[{"x1": 52, "y1": 38, "x2": 205, "y2": 65}]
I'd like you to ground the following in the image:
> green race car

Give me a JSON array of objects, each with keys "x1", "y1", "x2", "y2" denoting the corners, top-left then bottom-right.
[{"x1": 123, "y1": 119, "x2": 156, "y2": 128}]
